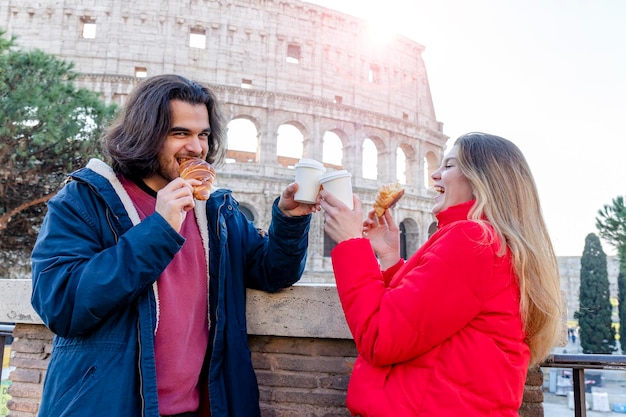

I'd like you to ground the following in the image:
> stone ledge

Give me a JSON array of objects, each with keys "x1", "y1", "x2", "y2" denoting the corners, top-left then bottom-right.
[
  {"x1": 0, "y1": 279, "x2": 40, "y2": 324},
  {"x1": 0, "y1": 279, "x2": 352, "y2": 340}
]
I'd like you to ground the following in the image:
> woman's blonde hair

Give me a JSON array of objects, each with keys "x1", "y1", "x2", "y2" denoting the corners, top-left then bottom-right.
[{"x1": 455, "y1": 132, "x2": 562, "y2": 366}]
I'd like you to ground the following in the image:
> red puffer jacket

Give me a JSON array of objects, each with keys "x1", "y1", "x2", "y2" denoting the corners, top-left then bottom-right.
[{"x1": 331, "y1": 201, "x2": 529, "y2": 416}]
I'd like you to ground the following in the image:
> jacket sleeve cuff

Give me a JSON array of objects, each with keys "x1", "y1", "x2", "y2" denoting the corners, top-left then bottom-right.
[
  {"x1": 269, "y1": 197, "x2": 312, "y2": 239},
  {"x1": 381, "y1": 259, "x2": 404, "y2": 285}
]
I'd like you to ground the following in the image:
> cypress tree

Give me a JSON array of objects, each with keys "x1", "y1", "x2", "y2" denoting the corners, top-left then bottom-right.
[
  {"x1": 574, "y1": 233, "x2": 616, "y2": 354},
  {"x1": 596, "y1": 196, "x2": 626, "y2": 353},
  {"x1": 618, "y1": 271, "x2": 626, "y2": 353}
]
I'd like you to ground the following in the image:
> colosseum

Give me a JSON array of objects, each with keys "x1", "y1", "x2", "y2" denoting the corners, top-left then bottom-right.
[{"x1": 1, "y1": 0, "x2": 448, "y2": 282}]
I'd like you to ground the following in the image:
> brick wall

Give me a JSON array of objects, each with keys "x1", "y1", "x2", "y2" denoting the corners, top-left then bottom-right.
[
  {"x1": 5, "y1": 324, "x2": 52, "y2": 417},
  {"x1": 520, "y1": 367, "x2": 545, "y2": 417},
  {"x1": 5, "y1": 325, "x2": 544, "y2": 417},
  {"x1": 251, "y1": 335, "x2": 545, "y2": 417},
  {"x1": 251, "y1": 336, "x2": 355, "y2": 416}
]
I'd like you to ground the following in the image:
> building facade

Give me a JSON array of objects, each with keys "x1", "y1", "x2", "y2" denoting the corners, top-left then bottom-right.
[
  {"x1": 2, "y1": 0, "x2": 620, "y2": 304},
  {"x1": 1, "y1": 0, "x2": 448, "y2": 282}
]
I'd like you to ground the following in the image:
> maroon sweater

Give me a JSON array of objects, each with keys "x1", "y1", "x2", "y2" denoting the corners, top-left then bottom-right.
[{"x1": 121, "y1": 176, "x2": 209, "y2": 415}]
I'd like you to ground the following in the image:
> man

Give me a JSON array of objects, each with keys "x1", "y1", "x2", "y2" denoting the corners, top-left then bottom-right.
[{"x1": 31, "y1": 74, "x2": 317, "y2": 417}]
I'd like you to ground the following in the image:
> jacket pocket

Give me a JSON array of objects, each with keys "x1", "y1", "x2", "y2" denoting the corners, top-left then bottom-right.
[
  {"x1": 44, "y1": 363, "x2": 101, "y2": 416},
  {"x1": 39, "y1": 340, "x2": 140, "y2": 417}
]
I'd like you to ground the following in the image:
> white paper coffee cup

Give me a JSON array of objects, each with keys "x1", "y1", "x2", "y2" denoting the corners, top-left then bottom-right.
[
  {"x1": 320, "y1": 169, "x2": 353, "y2": 209},
  {"x1": 294, "y1": 158, "x2": 326, "y2": 204}
]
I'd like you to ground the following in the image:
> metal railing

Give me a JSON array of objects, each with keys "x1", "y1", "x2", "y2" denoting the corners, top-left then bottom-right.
[
  {"x1": 542, "y1": 353, "x2": 626, "y2": 417},
  {"x1": 0, "y1": 323, "x2": 15, "y2": 381}
]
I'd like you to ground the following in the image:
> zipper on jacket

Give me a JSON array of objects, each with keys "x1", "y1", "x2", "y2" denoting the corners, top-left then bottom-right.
[
  {"x1": 105, "y1": 207, "x2": 119, "y2": 243},
  {"x1": 206, "y1": 193, "x2": 228, "y2": 414},
  {"x1": 215, "y1": 194, "x2": 228, "y2": 241},
  {"x1": 137, "y1": 315, "x2": 146, "y2": 417}
]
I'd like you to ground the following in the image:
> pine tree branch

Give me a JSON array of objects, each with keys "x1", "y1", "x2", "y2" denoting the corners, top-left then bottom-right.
[{"x1": 0, "y1": 192, "x2": 56, "y2": 232}]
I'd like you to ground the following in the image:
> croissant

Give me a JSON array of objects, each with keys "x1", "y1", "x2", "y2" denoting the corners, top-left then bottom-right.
[
  {"x1": 373, "y1": 182, "x2": 405, "y2": 217},
  {"x1": 178, "y1": 158, "x2": 216, "y2": 200}
]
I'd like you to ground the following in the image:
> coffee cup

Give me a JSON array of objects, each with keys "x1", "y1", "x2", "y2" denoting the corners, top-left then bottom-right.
[
  {"x1": 294, "y1": 158, "x2": 326, "y2": 204},
  {"x1": 319, "y1": 169, "x2": 353, "y2": 210}
]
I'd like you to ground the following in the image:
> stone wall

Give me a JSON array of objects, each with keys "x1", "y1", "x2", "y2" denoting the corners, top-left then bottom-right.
[
  {"x1": 558, "y1": 256, "x2": 620, "y2": 323},
  {"x1": 0, "y1": 0, "x2": 448, "y2": 282},
  {"x1": 0, "y1": 0, "x2": 441, "y2": 128},
  {"x1": 1, "y1": 280, "x2": 545, "y2": 417}
]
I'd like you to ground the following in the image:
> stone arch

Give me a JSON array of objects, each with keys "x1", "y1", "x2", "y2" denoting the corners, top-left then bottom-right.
[
  {"x1": 396, "y1": 147, "x2": 407, "y2": 184},
  {"x1": 323, "y1": 229, "x2": 336, "y2": 258},
  {"x1": 277, "y1": 119, "x2": 308, "y2": 138},
  {"x1": 424, "y1": 149, "x2": 440, "y2": 189},
  {"x1": 322, "y1": 130, "x2": 344, "y2": 169},
  {"x1": 319, "y1": 122, "x2": 355, "y2": 173},
  {"x1": 397, "y1": 142, "x2": 417, "y2": 186},
  {"x1": 399, "y1": 217, "x2": 420, "y2": 259},
  {"x1": 428, "y1": 221, "x2": 438, "y2": 238},
  {"x1": 276, "y1": 122, "x2": 305, "y2": 167},
  {"x1": 226, "y1": 117, "x2": 259, "y2": 163},
  {"x1": 362, "y1": 136, "x2": 384, "y2": 180},
  {"x1": 238, "y1": 202, "x2": 258, "y2": 224}
]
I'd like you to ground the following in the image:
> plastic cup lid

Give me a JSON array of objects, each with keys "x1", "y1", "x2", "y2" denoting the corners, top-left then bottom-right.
[
  {"x1": 294, "y1": 158, "x2": 325, "y2": 170},
  {"x1": 320, "y1": 169, "x2": 351, "y2": 183}
]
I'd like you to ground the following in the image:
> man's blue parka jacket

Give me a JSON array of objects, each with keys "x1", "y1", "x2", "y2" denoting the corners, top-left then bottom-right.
[{"x1": 30, "y1": 159, "x2": 311, "y2": 417}]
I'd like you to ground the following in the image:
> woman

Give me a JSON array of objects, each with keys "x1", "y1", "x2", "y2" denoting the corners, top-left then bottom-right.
[{"x1": 320, "y1": 132, "x2": 561, "y2": 416}]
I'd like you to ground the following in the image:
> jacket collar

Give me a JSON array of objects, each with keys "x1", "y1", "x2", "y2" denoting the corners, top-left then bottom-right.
[
  {"x1": 435, "y1": 200, "x2": 476, "y2": 228},
  {"x1": 84, "y1": 158, "x2": 143, "y2": 226}
]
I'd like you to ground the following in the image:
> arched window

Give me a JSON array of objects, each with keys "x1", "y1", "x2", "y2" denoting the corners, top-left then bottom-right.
[
  {"x1": 226, "y1": 118, "x2": 258, "y2": 163},
  {"x1": 322, "y1": 131, "x2": 343, "y2": 168},
  {"x1": 428, "y1": 222, "x2": 438, "y2": 237},
  {"x1": 399, "y1": 221, "x2": 407, "y2": 259},
  {"x1": 239, "y1": 205, "x2": 255, "y2": 223},
  {"x1": 362, "y1": 138, "x2": 378, "y2": 180},
  {"x1": 424, "y1": 151, "x2": 439, "y2": 188},
  {"x1": 276, "y1": 124, "x2": 303, "y2": 167},
  {"x1": 396, "y1": 147, "x2": 406, "y2": 184},
  {"x1": 400, "y1": 218, "x2": 420, "y2": 259},
  {"x1": 323, "y1": 229, "x2": 337, "y2": 257}
]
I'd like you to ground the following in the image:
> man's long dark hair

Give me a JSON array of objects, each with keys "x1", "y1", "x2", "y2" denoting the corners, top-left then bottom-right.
[{"x1": 102, "y1": 74, "x2": 227, "y2": 178}]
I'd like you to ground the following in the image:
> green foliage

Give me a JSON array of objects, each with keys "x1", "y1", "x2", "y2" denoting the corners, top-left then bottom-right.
[
  {"x1": 574, "y1": 233, "x2": 616, "y2": 353},
  {"x1": 596, "y1": 196, "x2": 626, "y2": 352},
  {"x1": 0, "y1": 29, "x2": 117, "y2": 255},
  {"x1": 596, "y1": 196, "x2": 626, "y2": 249}
]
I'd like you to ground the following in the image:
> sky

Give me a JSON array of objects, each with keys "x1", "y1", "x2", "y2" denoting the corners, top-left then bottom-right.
[{"x1": 304, "y1": 0, "x2": 626, "y2": 257}]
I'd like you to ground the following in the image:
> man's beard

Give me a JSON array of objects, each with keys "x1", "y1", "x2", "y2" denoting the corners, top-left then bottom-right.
[{"x1": 156, "y1": 156, "x2": 179, "y2": 183}]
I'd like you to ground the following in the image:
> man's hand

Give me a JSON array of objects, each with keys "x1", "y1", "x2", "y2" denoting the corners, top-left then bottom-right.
[
  {"x1": 155, "y1": 178, "x2": 196, "y2": 232},
  {"x1": 278, "y1": 182, "x2": 321, "y2": 217}
]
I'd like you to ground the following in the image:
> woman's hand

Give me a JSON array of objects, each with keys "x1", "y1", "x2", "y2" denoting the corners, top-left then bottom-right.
[
  {"x1": 363, "y1": 209, "x2": 401, "y2": 270},
  {"x1": 320, "y1": 190, "x2": 363, "y2": 243}
]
